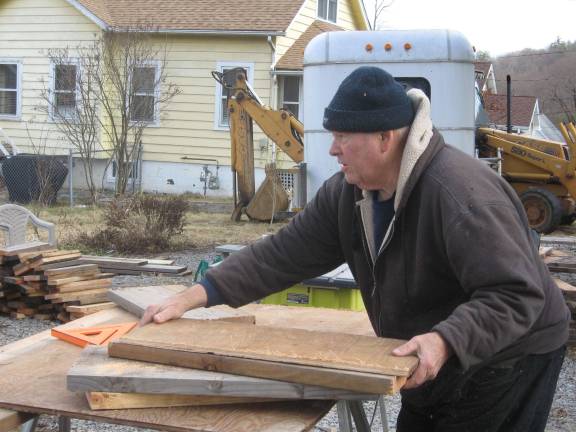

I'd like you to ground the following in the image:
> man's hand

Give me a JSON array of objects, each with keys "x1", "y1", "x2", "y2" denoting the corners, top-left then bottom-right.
[
  {"x1": 139, "y1": 284, "x2": 208, "y2": 326},
  {"x1": 392, "y1": 331, "x2": 453, "y2": 390}
]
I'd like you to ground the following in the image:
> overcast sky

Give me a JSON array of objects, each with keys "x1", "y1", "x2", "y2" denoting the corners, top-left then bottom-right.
[{"x1": 368, "y1": 0, "x2": 576, "y2": 56}]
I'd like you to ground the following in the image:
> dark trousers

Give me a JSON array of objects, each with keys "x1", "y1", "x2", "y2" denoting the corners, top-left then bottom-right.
[{"x1": 397, "y1": 346, "x2": 566, "y2": 432}]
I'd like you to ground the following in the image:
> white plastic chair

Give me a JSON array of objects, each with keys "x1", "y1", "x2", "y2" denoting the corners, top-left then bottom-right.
[{"x1": 0, "y1": 204, "x2": 56, "y2": 247}]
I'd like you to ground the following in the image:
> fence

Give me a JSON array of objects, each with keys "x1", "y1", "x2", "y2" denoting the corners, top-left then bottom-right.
[{"x1": 0, "y1": 145, "x2": 143, "y2": 207}]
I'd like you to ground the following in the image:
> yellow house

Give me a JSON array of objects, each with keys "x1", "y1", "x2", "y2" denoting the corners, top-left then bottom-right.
[{"x1": 0, "y1": 0, "x2": 368, "y2": 199}]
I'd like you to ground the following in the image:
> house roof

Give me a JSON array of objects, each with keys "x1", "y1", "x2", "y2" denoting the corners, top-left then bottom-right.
[
  {"x1": 68, "y1": 0, "x2": 307, "y2": 34},
  {"x1": 483, "y1": 94, "x2": 537, "y2": 128},
  {"x1": 474, "y1": 61, "x2": 491, "y2": 91},
  {"x1": 275, "y1": 20, "x2": 344, "y2": 70}
]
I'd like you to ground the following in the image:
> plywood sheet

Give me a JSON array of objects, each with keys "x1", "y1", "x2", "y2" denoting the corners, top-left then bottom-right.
[
  {"x1": 108, "y1": 319, "x2": 417, "y2": 394},
  {"x1": 0, "y1": 307, "x2": 333, "y2": 432},
  {"x1": 108, "y1": 285, "x2": 255, "y2": 323},
  {"x1": 68, "y1": 346, "x2": 375, "y2": 400}
]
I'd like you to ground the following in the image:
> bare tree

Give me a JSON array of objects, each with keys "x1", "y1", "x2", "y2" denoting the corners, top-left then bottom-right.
[
  {"x1": 38, "y1": 46, "x2": 101, "y2": 203},
  {"x1": 552, "y1": 80, "x2": 576, "y2": 124},
  {"x1": 365, "y1": 0, "x2": 394, "y2": 30},
  {"x1": 38, "y1": 27, "x2": 181, "y2": 197}
]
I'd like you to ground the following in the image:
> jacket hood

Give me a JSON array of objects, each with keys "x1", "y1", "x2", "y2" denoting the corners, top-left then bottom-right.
[{"x1": 394, "y1": 89, "x2": 436, "y2": 210}]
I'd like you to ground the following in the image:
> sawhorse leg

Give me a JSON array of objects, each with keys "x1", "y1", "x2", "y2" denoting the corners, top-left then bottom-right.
[
  {"x1": 20, "y1": 416, "x2": 70, "y2": 432},
  {"x1": 337, "y1": 397, "x2": 390, "y2": 432},
  {"x1": 19, "y1": 417, "x2": 38, "y2": 432},
  {"x1": 58, "y1": 416, "x2": 71, "y2": 432}
]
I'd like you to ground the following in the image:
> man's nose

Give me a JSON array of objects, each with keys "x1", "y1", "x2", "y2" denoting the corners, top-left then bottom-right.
[{"x1": 329, "y1": 140, "x2": 339, "y2": 156}]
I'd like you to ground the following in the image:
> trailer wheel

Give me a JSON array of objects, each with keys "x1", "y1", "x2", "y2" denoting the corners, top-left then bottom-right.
[{"x1": 520, "y1": 189, "x2": 562, "y2": 234}]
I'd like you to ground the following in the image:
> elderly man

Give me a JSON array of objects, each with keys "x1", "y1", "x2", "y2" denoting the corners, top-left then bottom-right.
[{"x1": 142, "y1": 66, "x2": 569, "y2": 432}]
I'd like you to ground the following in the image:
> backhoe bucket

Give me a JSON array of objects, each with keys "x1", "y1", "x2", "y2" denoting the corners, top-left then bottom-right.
[{"x1": 246, "y1": 170, "x2": 289, "y2": 221}]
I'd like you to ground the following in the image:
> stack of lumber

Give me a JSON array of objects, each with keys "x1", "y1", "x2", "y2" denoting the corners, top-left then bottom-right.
[
  {"x1": 68, "y1": 345, "x2": 377, "y2": 410},
  {"x1": 0, "y1": 244, "x2": 114, "y2": 322},
  {"x1": 554, "y1": 278, "x2": 576, "y2": 346},
  {"x1": 65, "y1": 285, "x2": 410, "y2": 410}
]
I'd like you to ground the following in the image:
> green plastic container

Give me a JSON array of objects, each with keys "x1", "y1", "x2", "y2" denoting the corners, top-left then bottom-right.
[{"x1": 260, "y1": 284, "x2": 365, "y2": 311}]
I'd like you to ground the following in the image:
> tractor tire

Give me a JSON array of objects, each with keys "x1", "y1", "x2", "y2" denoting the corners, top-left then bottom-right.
[{"x1": 520, "y1": 188, "x2": 563, "y2": 234}]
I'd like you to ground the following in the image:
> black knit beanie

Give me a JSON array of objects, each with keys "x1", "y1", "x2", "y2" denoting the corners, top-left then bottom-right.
[{"x1": 323, "y1": 66, "x2": 415, "y2": 132}]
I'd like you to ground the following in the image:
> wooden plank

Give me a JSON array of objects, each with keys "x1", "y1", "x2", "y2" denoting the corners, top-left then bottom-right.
[
  {"x1": 108, "y1": 285, "x2": 256, "y2": 323},
  {"x1": 0, "y1": 241, "x2": 51, "y2": 256},
  {"x1": 47, "y1": 289, "x2": 110, "y2": 304},
  {"x1": 38, "y1": 260, "x2": 85, "y2": 271},
  {"x1": 48, "y1": 273, "x2": 111, "y2": 287},
  {"x1": 66, "y1": 302, "x2": 116, "y2": 314},
  {"x1": 0, "y1": 408, "x2": 33, "y2": 432},
  {"x1": 108, "y1": 320, "x2": 416, "y2": 394},
  {"x1": 55, "y1": 279, "x2": 113, "y2": 294},
  {"x1": 86, "y1": 392, "x2": 278, "y2": 410},
  {"x1": 68, "y1": 346, "x2": 376, "y2": 400},
  {"x1": 0, "y1": 306, "x2": 335, "y2": 432},
  {"x1": 77, "y1": 258, "x2": 148, "y2": 269},
  {"x1": 30, "y1": 252, "x2": 83, "y2": 268},
  {"x1": 22, "y1": 275, "x2": 44, "y2": 282},
  {"x1": 44, "y1": 264, "x2": 99, "y2": 277},
  {"x1": 136, "y1": 264, "x2": 187, "y2": 273},
  {"x1": 80, "y1": 256, "x2": 149, "y2": 265}
]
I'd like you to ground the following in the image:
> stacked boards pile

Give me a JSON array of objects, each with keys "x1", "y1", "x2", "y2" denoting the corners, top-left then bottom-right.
[
  {"x1": 0, "y1": 242, "x2": 114, "y2": 321},
  {"x1": 0, "y1": 243, "x2": 191, "y2": 322},
  {"x1": 66, "y1": 285, "x2": 417, "y2": 410}
]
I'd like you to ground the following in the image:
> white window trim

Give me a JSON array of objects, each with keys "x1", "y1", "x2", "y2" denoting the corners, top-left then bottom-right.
[
  {"x1": 278, "y1": 75, "x2": 303, "y2": 120},
  {"x1": 49, "y1": 59, "x2": 80, "y2": 122},
  {"x1": 214, "y1": 61, "x2": 254, "y2": 131},
  {"x1": 106, "y1": 158, "x2": 140, "y2": 183},
  {"x1": 317, "y1": 0, "x2": 338, "y2": 23},
  {"x1": 0, "y1": 59, "x2": 22, "y2": 120},
  {"x1": 129, "y1": 60, "x2": 161, "y2": 127}
]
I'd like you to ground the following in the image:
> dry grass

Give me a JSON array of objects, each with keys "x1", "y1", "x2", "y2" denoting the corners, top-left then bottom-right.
[{"x1": 37, "y1": 204, "x2": 287, "y2": 253}]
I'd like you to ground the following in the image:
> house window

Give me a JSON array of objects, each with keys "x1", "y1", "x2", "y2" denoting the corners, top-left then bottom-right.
[
  {"x1": 214, "y1": 62, "x2": 254, "y2": 129},
  {"x1": 130, "y1": 64, "x2": 159, "y2": 123},
  {"x1": 0, "y1": 61, "x2": 20, "y2": 118},
  {"x1": 318, "y1": 0, "x2": 337, "y2": 22},
  {"x1": 109, "y1": 159, "x2": 139, "y2": 180},
  {"x1": 52, "y1": 63, "x2": 78, "y2": 119},
  {"x1": 279, "y1": 76, "x2": 301, "y2": 119}
]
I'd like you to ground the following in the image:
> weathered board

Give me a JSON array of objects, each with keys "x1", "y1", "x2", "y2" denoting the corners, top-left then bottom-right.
[
  {"x1": 0, "y1": 307, "x2": 333, "y2": 432},
  {"x1": 85, "y1": 392, "x2": 278, "y2": 410},
  {"x1": 108, "y1": 319, "x2": 417, "y2": 394},
  {"x1": 68, "y1": 346, "x2": 376, "y2": 400},
  {"x1": 108, "y1": 285, "x2": 256, "y2": 323}
]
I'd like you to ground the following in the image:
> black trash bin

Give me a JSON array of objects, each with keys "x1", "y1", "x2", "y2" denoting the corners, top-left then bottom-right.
[{"x1": 2, "y1": 154, "x2": 68, "y2": 205}]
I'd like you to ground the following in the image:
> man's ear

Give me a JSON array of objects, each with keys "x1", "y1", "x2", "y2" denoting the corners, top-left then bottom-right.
[{"x1": 379, "y1": 130, "x2": 394, "y2": 152}]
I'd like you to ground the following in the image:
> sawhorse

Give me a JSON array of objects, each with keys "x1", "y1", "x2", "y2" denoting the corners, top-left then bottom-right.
[{"x1": 338, "y1": 397, "x2": 389, "y2": 432}]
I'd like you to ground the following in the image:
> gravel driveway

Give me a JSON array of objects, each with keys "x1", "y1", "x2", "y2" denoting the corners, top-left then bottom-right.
[{"x1": 0, "y1": 244, "x2": 574, "y2": 432}]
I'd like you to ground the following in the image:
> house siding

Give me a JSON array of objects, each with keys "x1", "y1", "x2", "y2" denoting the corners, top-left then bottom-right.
[
  {"x1": 0, "y1": 0, "x2": 100, "y2": 155},
  {"x1": 140, "y1": 34, "x2": 274, "y2": 169},
  {"x1": 275, "y1": 0, "x2": 359, "y2": 65}
]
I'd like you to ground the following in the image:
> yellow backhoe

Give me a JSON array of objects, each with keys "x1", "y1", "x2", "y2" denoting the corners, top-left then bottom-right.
[
  {"x1": 212, "y1": 68, "x2": 304, "y2": 222},
  {"x1": 478, "y1": 123, "x2": 576, "y2": 233}
]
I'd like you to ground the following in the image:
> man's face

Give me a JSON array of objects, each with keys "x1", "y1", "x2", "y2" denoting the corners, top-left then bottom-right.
[{"x1": 329, "y1": 131, "x2": 386, "y2": 189}]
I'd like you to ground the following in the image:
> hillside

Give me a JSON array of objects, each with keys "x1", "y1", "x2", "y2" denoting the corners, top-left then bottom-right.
[{"x1": 490, "y1": 40, "x2": 576, "y2": 125}]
